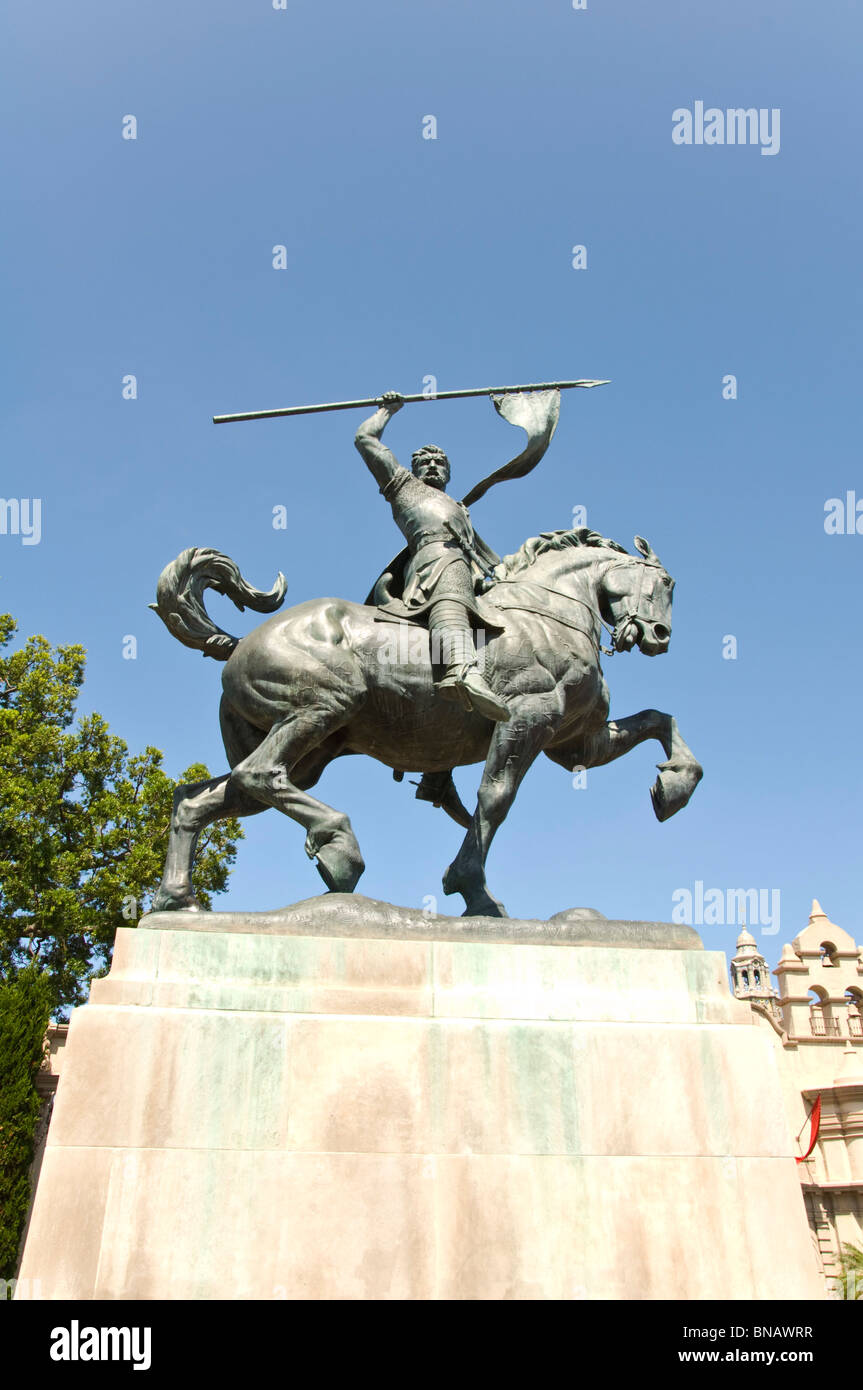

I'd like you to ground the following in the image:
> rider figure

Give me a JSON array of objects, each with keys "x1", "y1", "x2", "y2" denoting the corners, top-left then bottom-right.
[{"x1": 354, "y1": 390, "x2": 510, "y2": 724}]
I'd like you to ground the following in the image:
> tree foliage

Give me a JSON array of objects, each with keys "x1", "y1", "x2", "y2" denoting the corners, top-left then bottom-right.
[
  {"x1": 0, "y1": 965, "x2": 53, "y2": 1281},
  {"x1": 0, "y1": 614, "x2": 242, "y2": 1012}
]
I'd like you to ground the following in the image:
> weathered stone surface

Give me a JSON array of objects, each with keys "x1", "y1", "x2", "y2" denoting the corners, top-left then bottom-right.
[
  {"x1": 17, "y1": 913, "x2": 823, "y2": 1301},
  {"x1": 140, "y1": 892, "x2": 703, "y2": 951}
]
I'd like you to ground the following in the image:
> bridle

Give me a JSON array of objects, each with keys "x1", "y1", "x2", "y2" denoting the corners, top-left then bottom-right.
[
  {"x1": 488, "y1": 556, "x2": 668, "y2": 657},
  {"x1": 603, "y1": 557, "x2": 668, "y2": 654}
]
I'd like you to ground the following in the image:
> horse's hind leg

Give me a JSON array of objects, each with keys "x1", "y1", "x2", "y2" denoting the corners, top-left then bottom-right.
[
  {"x1": 228, "y1": 711, "x2": 365, "y2": 894},
  {"x1": 152, "y1": 772, "x2": 265, "y2": 912},
  {"x1": 152, "y1": 698, "x2": 268, "y2": 912}
]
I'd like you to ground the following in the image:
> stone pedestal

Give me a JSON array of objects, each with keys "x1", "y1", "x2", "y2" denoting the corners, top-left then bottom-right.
[{"x1": 17, "y1": 897, "x2": 823, "y2": 1300}]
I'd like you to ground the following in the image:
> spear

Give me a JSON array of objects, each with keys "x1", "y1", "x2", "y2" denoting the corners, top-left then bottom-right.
[{"x1": 212, "y1": 378, "x2": 609, "y2": 425}]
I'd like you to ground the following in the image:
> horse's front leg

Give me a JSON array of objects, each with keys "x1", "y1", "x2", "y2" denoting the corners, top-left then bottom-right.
[
  {"x1": 442, "y1": 714, "x2": 550, "y2": 917},
  {"x1": 553, "y1": 708, "x2": 703, "y2": 821},
  {"x1": 648, "y1": 712, "x2": 703, "y2": 820}
]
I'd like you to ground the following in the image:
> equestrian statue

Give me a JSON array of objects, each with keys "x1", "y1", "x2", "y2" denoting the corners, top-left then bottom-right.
[{"x1": 149, "y1": 379, "x2": 703, "y2": 918}]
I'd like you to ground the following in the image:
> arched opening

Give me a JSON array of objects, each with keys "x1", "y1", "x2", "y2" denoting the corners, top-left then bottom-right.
[
  {"x1": 846, "y1": 987, "x2": 863, "y2": 1038},
  {"x1": 808, "y1": 986, "x2": 839, "y2": 1037},
  {"x1": 820, "y1": 941, "x2": 839, "y2": 967}
]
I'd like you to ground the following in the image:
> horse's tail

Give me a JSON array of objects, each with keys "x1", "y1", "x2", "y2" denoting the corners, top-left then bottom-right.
[{"x1": 149, "y1": 547, "x2": 287, "y2": 661}]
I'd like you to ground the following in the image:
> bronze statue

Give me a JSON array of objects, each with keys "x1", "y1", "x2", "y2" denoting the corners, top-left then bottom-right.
[
  {"x1": 149, "y1": 381, "x2": 702, "y2": 917},
  {"x1": 355, "y1": 390, "x2": 509, "y2": 723}
]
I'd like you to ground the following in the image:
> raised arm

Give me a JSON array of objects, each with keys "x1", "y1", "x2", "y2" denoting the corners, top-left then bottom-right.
[{"x1": 354, "y1": 390, "x2": 405, "y2": 491}]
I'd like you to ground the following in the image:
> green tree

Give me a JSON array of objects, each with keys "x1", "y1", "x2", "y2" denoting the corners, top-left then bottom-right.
[
  {"x1": 0, "y1": 613, "x2": 242, "y2": 1012},
  {"x1": 0, "y1": 966, "x2": 53, "y2": 1282}
]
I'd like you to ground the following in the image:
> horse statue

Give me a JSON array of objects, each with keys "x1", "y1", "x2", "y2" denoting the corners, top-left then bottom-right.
[{"x1": 149, "y1": 526, "x2": 702, "y2": 918}]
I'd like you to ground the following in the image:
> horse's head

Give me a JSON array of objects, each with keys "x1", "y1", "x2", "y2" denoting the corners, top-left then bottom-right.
[
  {"x1": 489, "y1": 528, "x2": 675, "y2": 657},
  {"x1": 600, "y1": 536, "x2": 674, "y2": 656}
]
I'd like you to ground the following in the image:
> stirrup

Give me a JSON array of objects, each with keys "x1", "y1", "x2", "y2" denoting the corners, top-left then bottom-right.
[
  {"x1": 438, "y1": 665, "x2": 473, "y2": 710},
  {"x1": 437, "y1": 665, "x2": 510, "y2": 722}
]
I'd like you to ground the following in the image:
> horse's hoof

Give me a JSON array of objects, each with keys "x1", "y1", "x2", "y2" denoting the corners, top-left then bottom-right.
[
  {"x1": 651, "y1": 759, "x2": 703, "y2": 822},
  {"x1": 441, "y1": 864, "x2": 461, "y2": 897},
  {"x1": 462, "y1": 895, "x2": 509, "y2": 919},
  {"x1": 445, "y1": 872, "x2": 509, "y2": 918},
  {"x1": 313, "y1": 833, "x2": 365, "y2": 894},
  {"x1": 151, "y1": 889, "x2": 202, "y2": 913}
]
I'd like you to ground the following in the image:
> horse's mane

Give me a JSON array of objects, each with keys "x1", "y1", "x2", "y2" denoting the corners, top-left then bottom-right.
[{"x1": 494, "y1": 528, "x2": 628, "y2": 580}]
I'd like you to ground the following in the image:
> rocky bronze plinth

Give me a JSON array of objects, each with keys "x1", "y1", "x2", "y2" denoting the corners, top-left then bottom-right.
[{"x1": 17, "y1": 898, "x2": 822, "y2": 1301}]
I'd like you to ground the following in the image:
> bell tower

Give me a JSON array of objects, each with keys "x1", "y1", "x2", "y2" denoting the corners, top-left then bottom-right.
[{"x1": 731, "y1": 925, "x2": 781, "y2": 1020}]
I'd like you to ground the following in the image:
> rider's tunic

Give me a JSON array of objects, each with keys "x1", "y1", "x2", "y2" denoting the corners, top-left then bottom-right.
[{"x1": 381, "y1": 466, "x2": 475, "y2": 609}]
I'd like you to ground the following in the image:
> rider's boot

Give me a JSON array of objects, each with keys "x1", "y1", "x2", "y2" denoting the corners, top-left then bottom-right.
[
  {"x1": 438, "y1": 663, "x2": 510, "y2": 722},
  {"x1": 429, "y1": 598, "x2": 510, "y2": 723}
]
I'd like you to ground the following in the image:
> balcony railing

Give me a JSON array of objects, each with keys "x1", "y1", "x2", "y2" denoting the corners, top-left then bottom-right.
[
  {"x1": 849, "y1": 1014, "x2": 863, "y2": 1038},
  {"x1": 809, "y1": 1015, "x2": 841, "y2": 1037}
]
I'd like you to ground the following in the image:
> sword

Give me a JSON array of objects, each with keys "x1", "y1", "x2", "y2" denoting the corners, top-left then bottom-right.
[
  {"x1": 443, "y1": 520, "x2": 498, "y2": 582},
  {"x1": 213, "y1": 379, "x2": 609, "y2": 425}
]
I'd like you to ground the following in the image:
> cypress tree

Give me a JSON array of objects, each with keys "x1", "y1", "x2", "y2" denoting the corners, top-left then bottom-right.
[{"x1": 0, "y1": 966, "x2": 53, "y2": 1283}]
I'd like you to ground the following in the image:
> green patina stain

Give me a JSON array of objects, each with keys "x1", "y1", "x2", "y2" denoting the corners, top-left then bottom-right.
[
  {"x1": 506, "y1": 1022, "x2": 580, "y2": 1155},
  {"x1": 683, "y1": 950, "x2": 724, "y2": 1023},
  {"x1": 695, "y1": 1026, "x2": 732, "y2": 1154}
]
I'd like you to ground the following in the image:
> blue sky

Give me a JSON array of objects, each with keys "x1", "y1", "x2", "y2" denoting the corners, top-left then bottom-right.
[{"x1": 2, "y1": 0, "x2": 861, "y2": 959}]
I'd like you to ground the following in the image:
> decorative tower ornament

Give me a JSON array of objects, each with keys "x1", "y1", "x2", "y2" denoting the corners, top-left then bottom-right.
[{"x1": 730, "y1": 923, "x2": 782, "y2": 1021}]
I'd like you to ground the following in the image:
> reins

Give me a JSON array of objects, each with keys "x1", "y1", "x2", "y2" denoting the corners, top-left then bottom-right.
[
  {"x1": 488, "y1": 556, "x2": 665, "y2": 657},
  {"x1": 489, "y1": 579, "x2": 614, "y2": 655}
]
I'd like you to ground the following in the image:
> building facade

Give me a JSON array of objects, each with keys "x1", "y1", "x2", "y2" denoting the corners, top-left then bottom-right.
[{"x1": 731, "y1": 901, "x2": 863, "y2": 1292}]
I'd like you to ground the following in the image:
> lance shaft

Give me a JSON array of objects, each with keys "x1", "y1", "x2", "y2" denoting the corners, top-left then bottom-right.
[{"x1": 213, "y1": 379, "x2": 609, "y2": 425}]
